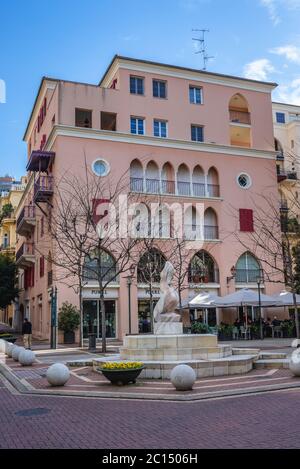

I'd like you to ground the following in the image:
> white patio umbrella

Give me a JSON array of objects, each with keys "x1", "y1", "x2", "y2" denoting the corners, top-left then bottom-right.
[
  {"x1": 215, "y1": 288, "x2": 280, "y2": 331},
  {"x1": 272, "y1": 291, "x2": 300, "y2": 306},
  {"x1": 189, "y1": 292, "x2": 221, "y2": 308},
  {"x1": 214, "y1": 288, "x2": 279, "y2": 307}
]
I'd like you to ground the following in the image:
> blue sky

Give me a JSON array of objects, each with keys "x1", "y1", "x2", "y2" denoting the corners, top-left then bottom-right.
[{"x1": 1, "y1": 0, "x2": 300, "y2": 179}]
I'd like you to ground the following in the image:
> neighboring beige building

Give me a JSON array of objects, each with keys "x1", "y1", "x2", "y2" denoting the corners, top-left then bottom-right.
[
  {"x1": 273, "y1": 102, "x2": 300, "y2": 236},
  {"x1": 0, "y1": 176, "x2": 27, "y2": 326}
]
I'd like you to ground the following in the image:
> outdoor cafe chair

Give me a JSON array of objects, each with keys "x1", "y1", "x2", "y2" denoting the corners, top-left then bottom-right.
[
  {"x1": 272, "y1": 326, "x2": 283, "y2": 338},
  {"x1": 240, "y1": 326, "x2": 251, "y2": 340}
]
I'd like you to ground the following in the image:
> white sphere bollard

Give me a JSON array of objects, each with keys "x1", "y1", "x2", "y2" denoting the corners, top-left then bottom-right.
[
  {"x1": 46, "y1": 363, "x2": 70, "y2": 387},
  {"x1": 19, "y1": 349, "x2": 36, "y2": 366},
  {"x1": 170, "y1": 364, "x2": 196, "y2": 391},
  {"x1": 4, "y1": 341, "x2": 13, "y2": 355},
  {"x1": 5, "y1": 342, "x2": 14, "y2": 357},
  {"x1": 290, "y1": 349, "x2": 300, "y2": 377},
  {"x1": 12, "y1": 346, "x2": 25, "y2": 362}
]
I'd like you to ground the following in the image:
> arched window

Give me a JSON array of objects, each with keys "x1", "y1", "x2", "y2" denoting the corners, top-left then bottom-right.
[
  {"x1": 137, "y1": 248, "x2": 166, "y2": 283},
  {"x1": 207, "y1": 167, "x2": 220, "y2": 197},
  {"x1": 130, "y1": 159, "x2": 143, "y2": 192},
  {"x1": 229, "y1": 93, "x2": 251, "y2": 147},
  {"x1": 177, "y1": 163, "x2": 190, "y2": 196},
  {"x1": 184, "y1": 205, "x2": 202, "y2": 240},
  {"x1": 188, "y1": 251, "x2": 219, "y2": 284},
  {"x1": 192, "y1": 165, "x2": 205, "y2": 197},
  {"x1": 235, "y1": 252, "x2": 261, "y2": 283},
  {"x1": 145, "y1": 161, "x2": 160, "y2": 194},
  {"x1": 83, "y1": 249, "x2": 117, "y2": 283},
  {"x1": 204, "y1": 208, "x2": 218, "y2": 240},
  {"x1": 161, "y1": 162, "x2": 175, "y2": 194},
  {"x1": 229, "y1": 93, "x2": 250, "y2": 123}
]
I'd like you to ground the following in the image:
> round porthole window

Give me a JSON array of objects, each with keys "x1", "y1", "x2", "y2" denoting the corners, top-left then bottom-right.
[
  {"x1": 237, "y1": 173, "x2": 251, "y2": 189},
  {"x1": 92, "y1": 159, "x2": 110, "y2": 177}
]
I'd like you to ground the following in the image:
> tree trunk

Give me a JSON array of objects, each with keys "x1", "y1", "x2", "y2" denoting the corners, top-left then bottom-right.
[
  {"x1": 79, "y1": 284, "x2": 83, "y2": 348},
  {"x1": 292, "y1": 289, "x2": 300, "y2": 339},
  {"x1": 100, "y1": 293, "x2": 107, "y2": 353}
]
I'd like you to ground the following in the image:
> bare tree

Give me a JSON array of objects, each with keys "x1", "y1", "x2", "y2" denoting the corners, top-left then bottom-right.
[
  {"x1": 231, "y1": 189, "x2": 300, "y2": 338},
  {"x1": 48, "y1": 160, "x2": 140, "y2": 352}
]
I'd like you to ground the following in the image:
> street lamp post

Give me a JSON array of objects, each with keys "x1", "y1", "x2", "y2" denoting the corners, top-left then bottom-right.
[
  {"x1": 257, "y1": 274, "x2": 264, "y2": 340},
  {"x1": 126, "y1": 264, "x2": 136, "y2": 335}
]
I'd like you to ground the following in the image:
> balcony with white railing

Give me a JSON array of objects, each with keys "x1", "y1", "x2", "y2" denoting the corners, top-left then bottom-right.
[{"x1": 130, "y1": 177, "x2": 220, "y2": 199}]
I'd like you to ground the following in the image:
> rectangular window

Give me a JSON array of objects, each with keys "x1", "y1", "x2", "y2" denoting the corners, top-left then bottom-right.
[
  {"x1": 75, "y1": 108, "x2": 92, "y2": 128},
  {"x1": 101, "y1": 112, "x2": 117, "y2": 131},
  {"x1": 191, "y1": 125, "x2": 204, "y2": 142},
  {"x1": 130, "y1": 117, "x2": 145, "y2": 135},
  {"x1": 153, "y1": 120, "x2": 167, "y2": 138},
  {"x1": 276, "y1": 112, "x2": 286, "y2": 124},
  {"x1": 153, "y1": 80, "x2": 167, "y2": 98},
  {"x1": 239, "y1": 209, "x2": 254, "y2": 232},
  {"x1": 130, "y1": 76, "x2": 144, "y2": 95},
  {"x1": 189, "y1": 86, "x2": 203, "y2": 104}
]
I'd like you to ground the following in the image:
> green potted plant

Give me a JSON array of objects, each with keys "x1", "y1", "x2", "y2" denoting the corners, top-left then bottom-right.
[
  {"x1": 58, "y1": 302, "x2": 80, "y2": 344},
  {"x1": 97, "y1": 362, "x2": 144, "y2": 385},
  {"x1": 191, "y1": 322, "x2": 210, "y2": 334}
]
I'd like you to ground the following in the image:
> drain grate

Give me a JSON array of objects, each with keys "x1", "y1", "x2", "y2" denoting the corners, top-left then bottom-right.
[{"x1": 15, "y1": 407, "x2": 51, "y2": 417}]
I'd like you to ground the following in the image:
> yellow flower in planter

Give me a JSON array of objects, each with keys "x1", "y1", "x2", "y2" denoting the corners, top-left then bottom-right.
[{"x1": 100, "y1": 361, "x2": 143, "y2": 370}]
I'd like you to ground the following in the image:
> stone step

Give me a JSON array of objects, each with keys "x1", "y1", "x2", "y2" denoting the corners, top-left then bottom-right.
[
  {"x1": 259, "y1": 352, "x2": 287, "y2": 360},
  {"x1": 254, "y1": 359, "x2": 290, "y2": 369},
  {"x1": 232, "y1": 348, "x2": 260, "y2": 356}
]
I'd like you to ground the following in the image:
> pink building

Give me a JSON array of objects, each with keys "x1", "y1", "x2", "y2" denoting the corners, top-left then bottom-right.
[{"x1": 15, "y1": 55, "x2": 284, "y2": 342}]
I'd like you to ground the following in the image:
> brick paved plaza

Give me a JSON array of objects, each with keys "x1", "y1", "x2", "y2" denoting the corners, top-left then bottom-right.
[
  {"x1": 1, "y1": 338, "x2": 300, "y2": 449},
  {"x1": 1, "y1": 376, "x2": 300, "y2": 449}
]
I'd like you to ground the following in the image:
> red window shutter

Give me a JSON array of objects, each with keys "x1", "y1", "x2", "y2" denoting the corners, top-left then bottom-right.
[
  {"x1": 43, "y1": 97, "x2": 47, "y2": 117},
  {"x1": 239, "y1": 209, "x2": 254, "y2": 232},
  {"x1": 40, "y1": 257, "x2": 45, "y2": 278}
]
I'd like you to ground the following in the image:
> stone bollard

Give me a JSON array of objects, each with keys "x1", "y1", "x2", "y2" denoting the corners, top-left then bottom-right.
[
  {"x1": 19, "y1": 349, "x2": 36, "y2": 366},
  {"x1": 12, "y1": 346, "x2": 25, "y2": 362},
  {"x1": 170, "y1": 364, "x2": 196, "y2": 391},
  {"x1": 46, "y1": 363, "x2": 70, "y2": 387}
]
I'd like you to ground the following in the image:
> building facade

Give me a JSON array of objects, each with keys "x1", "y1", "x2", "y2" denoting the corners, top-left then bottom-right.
[
  {"x1": 16, "y1": 56, "x2": 285, "y2": 342},
  {"x1": 0, "y1": 176, "x2": 27, "y2": 326}
]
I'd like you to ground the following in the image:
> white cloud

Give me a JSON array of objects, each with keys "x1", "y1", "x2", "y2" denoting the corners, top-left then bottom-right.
[
  {"x1": 275, "y1": 78, "x2": 300, "y2": 105},
  {"x1": 260, "y1": 0, "x2": 300, "y2": 25},
  {"x1": 260, "y1": 0, "x2": 280, "y2": 25},
  {"x1": 270, "y1": 45, "x2": 300, "y2": 64},
  {"x1": 243, "y1": 59, "x2": 275, "y2": 81}
]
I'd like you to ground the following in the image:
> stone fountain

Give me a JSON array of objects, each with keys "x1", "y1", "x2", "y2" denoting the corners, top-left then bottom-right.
[{"x1": 93, "y1": 262, "x2": 258, "y2": 378}]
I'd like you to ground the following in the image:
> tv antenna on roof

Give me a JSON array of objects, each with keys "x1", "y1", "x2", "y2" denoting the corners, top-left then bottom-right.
[{"x1": 192, "y1": 29, "x2": 214, "y2": 71}]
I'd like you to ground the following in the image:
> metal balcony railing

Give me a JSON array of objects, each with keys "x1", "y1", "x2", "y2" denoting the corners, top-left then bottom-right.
[
  {"x1": 16, "y1": 242, "x2": 35, "y2": 262},
  {"x1": 17, "y1": 205, "x2": 35, "y2": 228},
  {"x1": 192, "y1": 182, "x2": 206, "y2": 197},
  {"x1": 204, "y1": 225, "x2": 219, "y2": 240},
  {"x1": 34, "y1": 175, "x2": 54, "y2": 202},
  {"x1": 161, "y1": 179, "x2": 176, "y2": 194},
  {"x1": 129, "y1": 178, "x2": 220, "y2": 198}
]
